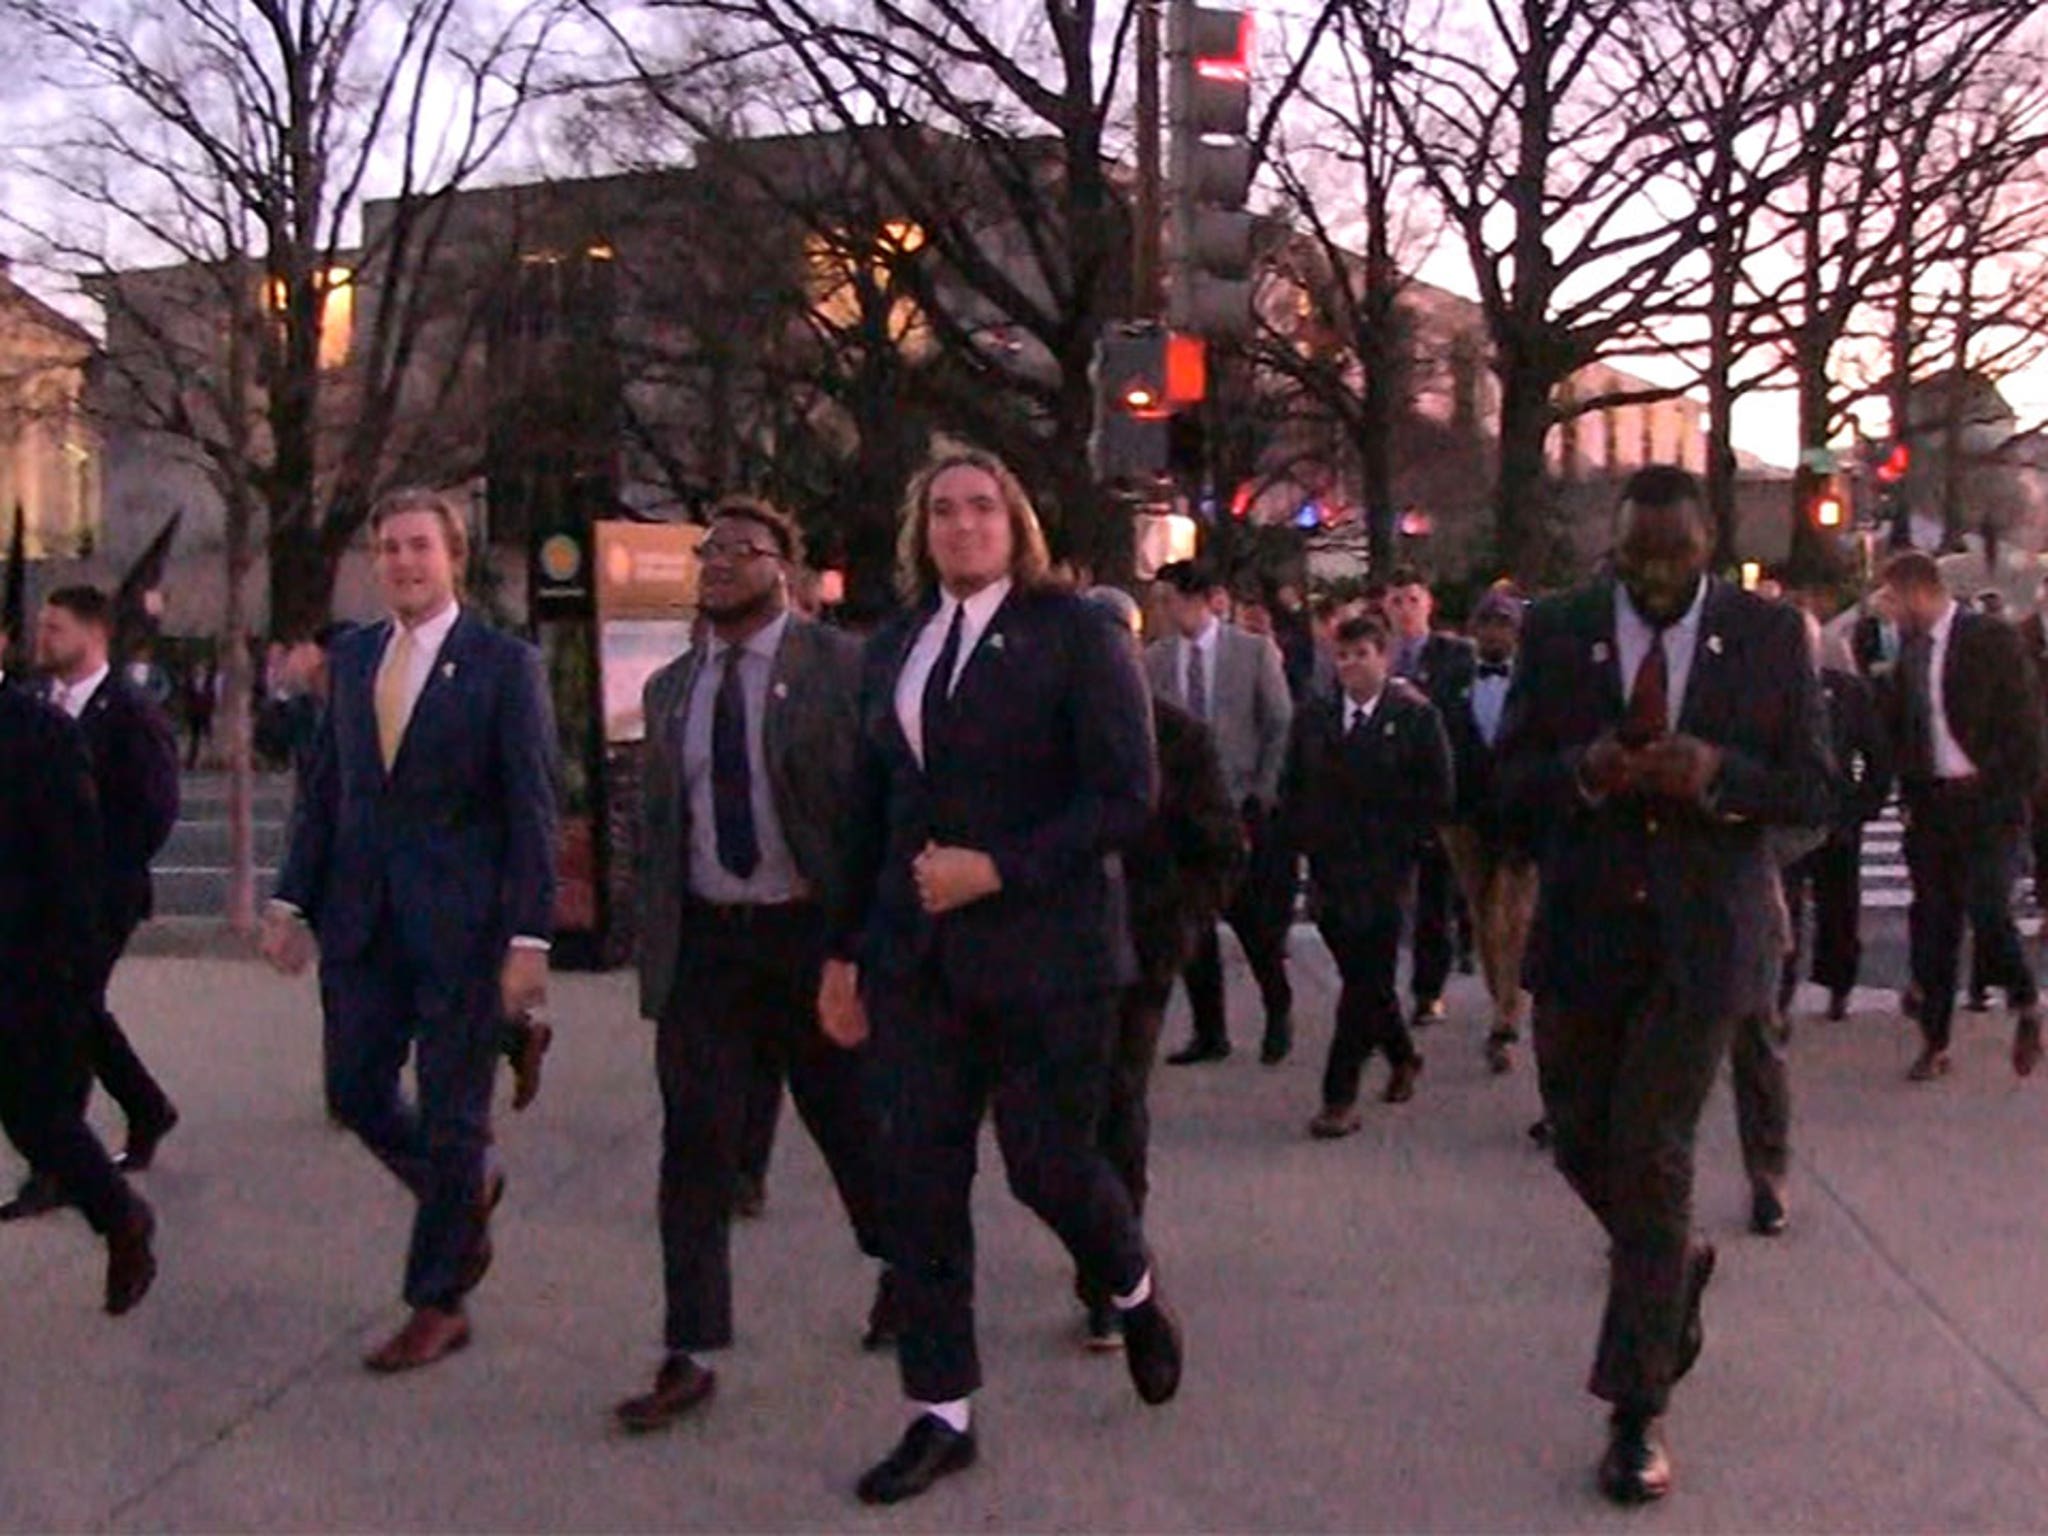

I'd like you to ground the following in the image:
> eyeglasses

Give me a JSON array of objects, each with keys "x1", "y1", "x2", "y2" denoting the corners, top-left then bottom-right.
[{"x1": 694, "y1": 540, "x2": 781, "y2": 564}]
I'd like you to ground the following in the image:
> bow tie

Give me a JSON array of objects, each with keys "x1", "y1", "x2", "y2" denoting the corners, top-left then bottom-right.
[{"x1": 1476, "y1": 662, "x2": 1511, "y2": 680}]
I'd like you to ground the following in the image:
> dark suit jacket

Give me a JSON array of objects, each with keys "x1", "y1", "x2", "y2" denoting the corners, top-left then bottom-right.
[
  {"x1": 1127, "y1": 698, "x2": 1244, "y2": 986},
  {"x1": 1820, "y1": 666, "x2": 1892, "y2": 839},
  {"x1": 1399, "y1": 631, "x2": 1476, "y2": 704},
  {"x1": 1438, "y1": 661, "x2": 1520, "y2": 844},
  {"x1": 833, "y1": 585, "x2": 1157, "y2": 1009},
  {"x1": 1881, "y1": 606, "x2": 2046, "y2": 822},
  {"x1": 72, "y1": 672, "x2": 179, "y2": 932},
  {"x1": 635, "y1": 614, "x2": 862, "y2": 1020},
  {"x1": 1280, "y1": 687, "x2": 1454, "y2": 929},
  {"x1": 275, "y1": 610, "x2": 559, "y2": 986},
  {"x1": 1496, "y1": 578, "x2": 1832, "y2": 1019},
  {"x1": 0, "y1": 689, "x2": 103, "y2": 1025}
]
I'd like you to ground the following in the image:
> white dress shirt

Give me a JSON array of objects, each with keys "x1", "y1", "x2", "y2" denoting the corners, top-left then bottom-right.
[
  {"x1": 1924, "y1": 599, "x2": 1979, "y2": 779},
  {"x1": 1343, "y1": 688, "x2": 1383, "y2": 735},
  {"x1": 375, "y1": 599, "x2": 463, "y2": 749},
  {"x1": 53, "y1": 662, "x2": 111, "y2": 719},
  {"x1": 896, "y1": 578, "x2": 1012, "y2": 768},
  {"x1": 1469, "y1": 664, "x2": 1512, "y2": 747},
  {"x1": 1614, "y1": 579, "x2": 1708, "y2": 733}
]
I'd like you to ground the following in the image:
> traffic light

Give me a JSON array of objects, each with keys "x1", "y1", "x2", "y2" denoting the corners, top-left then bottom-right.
[
  {"x1": 1875, "y1": 442, "x2": 1911, "y2": 485},
  {"x1": 1169, "y1": 5, "x2": 1255, "y2": 339},
  {"x1": 1091, "y1": 325, "x2": 1171, "y2": 484},
  {"x1": 1808, "y1": 473, "x2": 1848, "y2": 530}
]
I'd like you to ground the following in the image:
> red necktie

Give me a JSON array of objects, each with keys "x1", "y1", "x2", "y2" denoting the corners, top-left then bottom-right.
[{"x1": 1625, "y1": 630, "x2": 1669, "y2": 741}]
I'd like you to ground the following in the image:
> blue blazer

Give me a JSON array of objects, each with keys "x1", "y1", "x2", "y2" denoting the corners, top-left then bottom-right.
[
  {"x1": 275, "y1": 610, "x2": 559, "y2": 985},
  {"x1": 831, "y1": 585, "x2": 1157, "y2": 1010},
  {"x1": 1495, "y1": 578, "x2": 1832, "y2": 1020}
]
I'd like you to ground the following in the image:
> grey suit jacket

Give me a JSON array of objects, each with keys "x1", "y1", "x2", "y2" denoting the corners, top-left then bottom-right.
[
  {"x1": 635, "y1": 614, "x2": 863, "y2": 1020},
  {"x1": 1145, "y1": 624, "x2": 1293, "y2": 809}
]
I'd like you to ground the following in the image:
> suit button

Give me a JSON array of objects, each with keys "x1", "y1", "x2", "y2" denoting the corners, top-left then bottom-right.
[
  {"x1": 1646, "y1": 817, "x2": 1659, "y2": 835},
  {"x1": 1633, "y1": 888, "x2": 1648, "y2": 903}
]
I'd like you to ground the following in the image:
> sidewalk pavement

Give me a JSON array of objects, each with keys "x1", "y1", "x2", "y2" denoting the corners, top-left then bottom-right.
[{"x1": 4, "y1": 937, "x2": 2047, "y2": 1533}]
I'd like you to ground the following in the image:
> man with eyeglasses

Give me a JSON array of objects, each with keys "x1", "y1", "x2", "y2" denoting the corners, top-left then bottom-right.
[{"x1": 613, "y1": 496, "x2": 893, "y2": 1433}]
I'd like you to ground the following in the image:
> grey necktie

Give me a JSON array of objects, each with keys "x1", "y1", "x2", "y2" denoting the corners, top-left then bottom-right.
[{"x1": 1186, "y1": 645, "x2": 1208, "y2": 721}]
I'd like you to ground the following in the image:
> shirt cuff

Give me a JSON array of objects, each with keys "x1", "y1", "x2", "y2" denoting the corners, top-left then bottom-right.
[
  {"x1": 267, "y1": 899, "x2": 305, "y2": 923},
  {"x1": 509, "y1": 936, "x2": 551, "y2": 953}
]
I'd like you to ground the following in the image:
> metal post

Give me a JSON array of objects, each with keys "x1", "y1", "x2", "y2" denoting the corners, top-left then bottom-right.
[{"x1": 1135, "y1": 0, "x2": 1163, "y2": 318}]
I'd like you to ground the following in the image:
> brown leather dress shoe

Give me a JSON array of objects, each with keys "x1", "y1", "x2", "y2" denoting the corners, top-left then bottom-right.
[
  {"x1": 364, "y1": 1307, "x2": 471, "y2": 1373},
  {"x1": 105, "y1": 1201, "x2": 157, "y2": 1316},
  {"x1": 509, "y1": 1020, "x2": 553, "y2": 1112},
  {"x1": 1383, "y1": 1055, "x2": 1424, "y2": 1103},
  {"x1": 614, "y1": 1355, "x2": 717, "y2": 1433}
]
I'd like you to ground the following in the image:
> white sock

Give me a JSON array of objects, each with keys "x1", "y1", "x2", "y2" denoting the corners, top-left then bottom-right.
[
  {"x1": 912, "y1": 1397, "x2": 972, "y2": 1434},
  {"x1": 1111, "y1": 1269, "x2": 1153, "y2": 1311}
]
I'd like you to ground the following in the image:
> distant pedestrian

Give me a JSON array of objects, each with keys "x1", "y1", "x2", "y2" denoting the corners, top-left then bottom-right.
[{"x1": 181, "y1": 664, "x2": 217, "y2": 768}]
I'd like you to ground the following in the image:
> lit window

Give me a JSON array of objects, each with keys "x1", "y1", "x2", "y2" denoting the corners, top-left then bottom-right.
[
  {"x1": 805, "y1": 224, "x2": 930, "y2": 355},
  {"x1": 264, "y1": 266, "x2": 354, "y2": 370}
]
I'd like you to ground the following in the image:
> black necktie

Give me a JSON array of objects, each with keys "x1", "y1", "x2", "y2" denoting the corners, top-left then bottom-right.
[
  {"x1": 1899, "y1": 630, "x2": 1936, "y2": 782},
  {"x1": 711, "y1": 647, "x2": 759, "y2": 878},
  {"x1": 921, "y1": 603, "x2": 966, "y2": 762},
  {"x1": 1476, "y1": 662, "x2": 1511, "y2": 680}
]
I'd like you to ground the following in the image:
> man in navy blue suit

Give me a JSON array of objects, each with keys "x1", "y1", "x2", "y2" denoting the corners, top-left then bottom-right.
[
  {"x1": 262, "y1": 487, "x2": 558, "y2": 1374},
  {"x1": 821, "y1": 447, "x2": 1182, "y2": 1505},
  {"x1": 2, "y1": 586, "x2": 182, "y2": 1223}
]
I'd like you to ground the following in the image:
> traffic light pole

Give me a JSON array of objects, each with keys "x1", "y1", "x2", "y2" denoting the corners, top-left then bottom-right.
[{"x1": 1135, "y1": 0, "x2": 1163, "y2": 318}]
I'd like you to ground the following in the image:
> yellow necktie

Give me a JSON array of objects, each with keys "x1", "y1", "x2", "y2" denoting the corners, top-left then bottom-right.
[{"x1": 375, "y1": 627, "x2": 416, "y2": 769}]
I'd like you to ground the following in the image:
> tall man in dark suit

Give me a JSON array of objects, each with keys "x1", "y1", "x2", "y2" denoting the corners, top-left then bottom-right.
[
  {"x1": 1386, "y1": 567, "x2": 1476, "y2": 1026},
  {"x1": 3, "y1": 586, "x2": 182, "y2": 1223},
  {"x1": 1080, "y1": 584, "x2": 1243, "y2": 1348},
  {"x1": 1146, "y1": 561, "x2": 1295, "y2": 1064},
  {"x1": 611, "y1": 498, "x2": 891, "y2": 1433},
  {"x1": 1437, "y1": 588, "x2": 1540, "y2": 1073},
  {"x1": 1497, "y1": 466, "x2": 1831, "y2": 1504},
  {"x1": 2014, "y1": 573, "x2": 2048, "y2": 907},
  {"x1": 261, "y1": 486, "x2": 558, "y2": 1374},
  {"x1": 821, "y1": 448, "x2": 1181, "y2": 1505},
  {"x1": 1880, "y1": 551, "x2": 2046, "y2": 1081},
  {"x1": 0, "y1": 648, "x2": 158, "y2": 1312},
  {"x1": 1284, "y1": 615, "x2": 1454, "y2": 1135}
]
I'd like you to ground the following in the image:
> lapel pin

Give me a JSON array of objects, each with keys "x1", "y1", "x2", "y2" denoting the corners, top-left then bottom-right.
[
  {"x1": 1706, "y1": 634, "x2": 1724, "y2": 657},
  {"x1": 441, "y1": 661, "x2": 457, "y2": 680},
  {"x1": 1591, "y1": 641, "x2": 1611, "y2": 665},
  {"x1": 773, "y1": 681, "x2": 790, "y2": 700},
  {"x1": 1383, "y1": 722, "x2": 1397, "y2": 738},
  {"x1": 987, "y1": 633, "x2": 1006, "y2": 652}
]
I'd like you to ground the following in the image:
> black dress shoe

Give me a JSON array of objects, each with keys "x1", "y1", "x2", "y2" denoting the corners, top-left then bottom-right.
[
  {"x1": 1259, "y1": 1018, "x2": 1292, "y2": 1065},
  {"x1": 1411, "y1": 997, "x2": 1446, "y2": 1028},
  {"x1": 1675, "y1": 1242, "x2": 1716, "y2": 1382},
  {"x1": 1084, "y1": 1302, "x2": 1125, "y2": 1352},
  {"x1": 1122, "y1": 1287, "x2": 1183, "y2": 1405},
  {"x1": 614, "y1": 1355, "x2": 717, "y2": 1433},
  {"x1": 732, "y1": 1173, "x2": 766, "y2": 1219},
  {"x1": 105, "y1": 1200, "x2": 157, "y2": 1316},
  {"x1": 1750, "y1": 1184, "x2": 1789, "y2": 1237},
  {"x1": 1966, "y1": 989, "x2": 1992, "y2": 1014},
  {"x1": 1598, "y1": 1412, "x2": 1672, "y2": 1504},
  {"x1": 0, "y1": 1170, "x2": 67, "y2": 1223},
  {"x1": 116, "y1": 1105, "x2": 179, "y2": 1173},
  {"x1": 1826, "y1": 989, "x2": 1850, "y2": 1022},
  {"x1": 857, "y1": 1415, "x2": 977, "y2": 1505},
  {"x1": 862, "y1": 1268, "x2": 903, "y2": 1352},
  {"x1": 1165, "y1": 1040, "x2": 1231, "y2": 1066}
]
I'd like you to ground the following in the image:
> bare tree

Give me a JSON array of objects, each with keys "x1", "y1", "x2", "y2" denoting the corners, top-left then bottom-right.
[{"x1": 1, "y1": 0, "x2": 561, "y2": 929}]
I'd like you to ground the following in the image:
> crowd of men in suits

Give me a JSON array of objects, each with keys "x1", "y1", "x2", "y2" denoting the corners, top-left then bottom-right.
[{"x1": 6, "y1": 455, "x2": 2048, "y2": 1514}]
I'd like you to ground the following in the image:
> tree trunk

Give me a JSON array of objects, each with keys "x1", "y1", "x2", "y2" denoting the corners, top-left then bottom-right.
[
  {"x1": 268, "y1": 518, "x2": 337, "y2": 640},
  {"x1": 1493, "y1": 366, "x2": 1555, "y2": 583},
  {"x1": 221, "y1": 484, "x2": 258, "y2": 935}
]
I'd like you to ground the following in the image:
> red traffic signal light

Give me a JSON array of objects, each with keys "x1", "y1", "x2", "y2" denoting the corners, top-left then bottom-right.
[
  {"x1": 1193, "y1": 9, "x2": 1253, "y2": 82},
  {"x1": 1875, "y1": 442, "x2": 1911, "y2": 485},
  {"x1": 1808, "y1": 474, "x2": 1848, "y2": 529}
]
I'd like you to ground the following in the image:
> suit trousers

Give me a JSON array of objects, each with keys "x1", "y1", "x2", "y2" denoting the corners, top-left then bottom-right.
[
  {"x1": 322, "y1": 918, "x2": 500, "y2": 1311},
  {"x1": 738, "y1": 1052, "x2": 784, "y2": 1187},
  {"x1": 1438, "y1": 826, "x2": 1538, "y2": 1032},
  {"x1": 656, "y1": 902, "x2": 882, "y2": 1353},
  {"x1": 1410, "y1": 834, "x2": 1457, "y2": 1004},
  {"x1": 1317, "y1": 901, "x2": 1415, "y2": 1108},
  {"x1": 867, "y1": 971, "x2": 1150, "y2": 1403},
  {"x1": 73, "y1": 912, "x2": 175, "y2": 1133},
  {"x1": 1903, "y1": 787, "x2": 2037, "y2": 1050},
  {"x1": 1730, "y1": 1009, "x2": 1790, "y2": 1189},
  {"x1": 0, "y1": 1008, "x2": 135, "y2": 1235},
  {"x1": 1534, "y1": 956, "x2": 1735, "y2": 1416},
  {"x1": 1781, "y1": 838, "x2": 1862, "y2": 1006},
  {"x1": 1097, "y1": 973, "x2": 1172, "y2": 1222},
  {"x1": 1183, "y1": 810, "x2": 1293, "y2": 1046}
]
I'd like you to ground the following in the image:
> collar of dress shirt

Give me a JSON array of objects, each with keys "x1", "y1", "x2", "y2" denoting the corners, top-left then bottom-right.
[
  {"x1": 1927, "y1": 597, "x2": 1959, "y2": 651},
  {"x1": 59, "y1": 661, "x2": 111, "y2": 715},
  {"x1": 1616, "y1": 574, "x2": 1708, "y2": 641},
  {"x1": 936, "y1": 576, "x2": 1012, "y2": 639},
  {"x1": 706, "y1": 607, "x2": 791, "y2": 667},
  {"x1": 1344, "y1": 687, "x2": 1384, "y2": 728},
  {"x1": 1189, "y1": 614, "x2": 1219, "y2": 654},
  {"x1": 390, "y1": 599, "x2": 461, "y2": 657}
]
